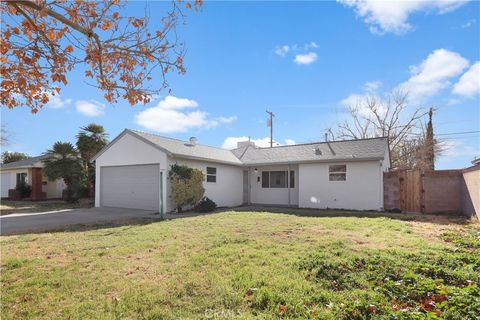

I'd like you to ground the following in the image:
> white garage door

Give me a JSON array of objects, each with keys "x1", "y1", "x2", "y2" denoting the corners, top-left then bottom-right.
[
  {"x1": 1, "y1": 172, "x2": 12, "y2": 198},
  {"x1": 100, "y1": 164, "x2": 160, "y2": 211}
]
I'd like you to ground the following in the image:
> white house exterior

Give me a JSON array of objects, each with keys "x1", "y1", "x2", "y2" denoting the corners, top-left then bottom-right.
[
  {"x1": 92, "y1": 129, "x2": 390, "y2": 213},
  {"x1": 0, "y1": 155, "x2": 66, "y2": 200}
]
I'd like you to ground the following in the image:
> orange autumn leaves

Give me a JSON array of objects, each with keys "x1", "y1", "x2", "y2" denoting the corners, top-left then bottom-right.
[{"x1": 1, "y1": 0, "x2": 203, "y2": 113}]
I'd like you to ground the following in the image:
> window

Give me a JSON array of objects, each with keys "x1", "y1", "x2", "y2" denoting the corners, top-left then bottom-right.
[
  {"x1": 329, "y1": 164, "x2": 346, "y2": 181},
  {"x1": 261, "y1": 171, "x2": 295, "y2": 188},
  {"x1": 270, "y1": 171, "x2": 286, "y2": 188},
  {"x1": 206, "y1": 167, "x2": 216, "y2": 183},
  {"x1": 262, "y1": 171, "x2": 269, "y2": 188},
  {"x1": 16, "y1": 173, "x2": 27, "y2": 186}
]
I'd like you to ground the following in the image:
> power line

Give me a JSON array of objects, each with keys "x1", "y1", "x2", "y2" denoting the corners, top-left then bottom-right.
[
  {"x1": 409, "y1": 130, "x2": 480, "y2": 137},
  {"x1": 436, "y1": 130, "x2": 480, "y2": 136}
]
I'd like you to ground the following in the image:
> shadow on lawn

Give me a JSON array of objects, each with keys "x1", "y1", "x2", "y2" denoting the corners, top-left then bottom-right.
[
  {"x1": 2, "y1": 206, "x2": 474, "y2": 236},
  {"x1": 227, "y1": 205, "x2": 475, "y2": 226}
]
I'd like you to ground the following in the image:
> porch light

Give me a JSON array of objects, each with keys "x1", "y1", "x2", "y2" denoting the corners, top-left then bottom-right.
[{"x1": 254, "y1": 168, "x2": 258, "y2": 174}]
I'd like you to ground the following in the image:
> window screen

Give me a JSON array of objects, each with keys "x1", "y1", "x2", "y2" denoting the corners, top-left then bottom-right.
[
  {"x1": 206, "y1": 167, "x2": 216, "y2": 183},
  {"x1": 270, "y1": 171, "x2": 287, "y2": 188},
  {"x1": 329, "y1": 164, "x2": 346, "y2": 181}
]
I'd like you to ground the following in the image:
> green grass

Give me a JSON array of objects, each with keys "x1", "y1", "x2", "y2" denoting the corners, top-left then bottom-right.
[
  {"x1": 0, "y1": 200, "x2": 91, "y2": 216},
  {"x1": 1, "y1": 211, "x2": 479, "y2": 319}
]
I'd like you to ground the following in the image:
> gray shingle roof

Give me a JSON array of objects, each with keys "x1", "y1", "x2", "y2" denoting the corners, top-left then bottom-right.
[
  {"x1": 0, "y1": 155, "x2": 47, "y2": 169},
  {"x1": 232, "y1": 137, "x2": 388, "y2": 165},
  {"x1": 93, "y1": 129, "x2": 388, "y2": 166},
  {"x1": 129, "y1": 130, "x2": 243, "y2": 165}
]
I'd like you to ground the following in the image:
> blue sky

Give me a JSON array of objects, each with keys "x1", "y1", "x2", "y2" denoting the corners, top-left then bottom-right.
[{"x1": 2, "y1": 0, "x2": 479, "y2": 169}]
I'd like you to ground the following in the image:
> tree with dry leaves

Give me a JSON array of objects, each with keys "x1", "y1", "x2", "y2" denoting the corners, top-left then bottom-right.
[
  {"x1": 1, "y1": 0, "x2": 202, "y2": 113},
  {"x1": 336, "y1": 91, "x2": 440, "y2": 169}
]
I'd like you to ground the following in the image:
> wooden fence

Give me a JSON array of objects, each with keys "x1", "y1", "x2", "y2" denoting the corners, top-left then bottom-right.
[{"x1": 383, "y1": 169, "x2": 467, "y2": 215}]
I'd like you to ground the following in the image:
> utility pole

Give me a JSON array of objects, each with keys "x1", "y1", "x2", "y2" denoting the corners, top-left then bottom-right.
[{"x1": 266, "y1": 110, "x2": 274, "y2": 148}]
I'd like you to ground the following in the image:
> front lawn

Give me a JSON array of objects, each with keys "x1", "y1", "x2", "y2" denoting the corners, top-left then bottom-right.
[{"x1": 1, "y1": 211, "x2": 478, "y2": 319}]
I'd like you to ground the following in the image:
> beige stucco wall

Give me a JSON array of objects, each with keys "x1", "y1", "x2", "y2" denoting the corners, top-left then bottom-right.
[
  {"x1": 1, "y1": 168, "x2": 65, "y2": 199},
  {"x1": 298, "y1": 160, "x2": 384, "y2": 210},
  {"x1": 42, "y1": 174, "x2": 66, "y2": 199}
]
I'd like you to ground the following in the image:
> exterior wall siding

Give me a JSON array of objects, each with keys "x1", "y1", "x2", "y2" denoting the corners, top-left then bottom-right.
[
  {"x1": 0, "y1": 168, "x2": 31, "y2": 198},
  {"x1": 248, "y1": 164, "x2": 299, "y2": 206},
  {"x1": 298, "y1": 161, "x2": 383, "y2": 210},
  {"x1": 166, "y1": 157, "x2": 243, "y2": 212}
]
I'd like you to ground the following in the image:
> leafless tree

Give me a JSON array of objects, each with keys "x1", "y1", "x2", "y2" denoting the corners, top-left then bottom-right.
[
  {"x1": 0, "y1": 125, "x2": 9, "y2": 146},
  {"x1": 337, "y1": 90, "x2": 436, "y2": 169}
]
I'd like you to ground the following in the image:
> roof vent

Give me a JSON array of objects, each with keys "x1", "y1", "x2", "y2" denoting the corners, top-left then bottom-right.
[
  {"x1": 315, "y1": 147, "x2": 322, "y2": 155},
  {"x1": 189, "y1": 137, "x2": 197, "y2": 146}
]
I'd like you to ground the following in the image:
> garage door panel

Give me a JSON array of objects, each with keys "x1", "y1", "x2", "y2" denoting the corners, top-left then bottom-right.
[
  {"x1": 1, "y1": 172, "x2": 12, "y2": 198},
  {"x1": 100, "y1": 164, "x2": 159, "y2": 211}
]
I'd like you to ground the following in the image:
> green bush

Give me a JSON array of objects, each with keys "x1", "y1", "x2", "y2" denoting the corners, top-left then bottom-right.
[
  {"x1": 15, "y1": 182, "x2": 32, "y2": 199},
  {"x1": 169, "y1": 164, "x2": 205, "y2": 212},
  {"x1": 194, "y1": 196, "x2": 217, "y2": 213},
  {"x1": 62, "y1": 179, "x2": 87, "y2": 203}
]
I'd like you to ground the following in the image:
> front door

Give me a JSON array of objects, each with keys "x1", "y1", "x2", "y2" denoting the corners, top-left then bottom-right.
[{"x1": 242, "y1": 170, "x2": 249, "y2": 204}]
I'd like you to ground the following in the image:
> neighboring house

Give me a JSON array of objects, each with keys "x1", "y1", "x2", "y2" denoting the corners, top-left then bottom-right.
[
  {"x1": 92, "y1": 129, "x2": 390, "y2": 213},
  {"x1": 0, "y1": 155, "x2": 66, "y2": 200}
]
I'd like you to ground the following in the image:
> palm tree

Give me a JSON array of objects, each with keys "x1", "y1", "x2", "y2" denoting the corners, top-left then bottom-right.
[
  {"x1": 76, "y1": 124, "x2": 108, "y2": 196},
  {"x1": 42, "y1": 142, "x2": 84, "y2": 199}
]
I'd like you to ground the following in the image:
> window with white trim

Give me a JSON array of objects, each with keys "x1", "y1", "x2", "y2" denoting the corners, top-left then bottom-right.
[
  {"x1": 329, "y1": 164, "x2": 346, "y2": 181},
  {"x1": 206, "y1": 167, "x2": 216, "y2": 183}
]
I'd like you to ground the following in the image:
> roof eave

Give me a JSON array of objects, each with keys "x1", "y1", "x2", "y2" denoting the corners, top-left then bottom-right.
[
  {"x1": 0, "y1": 165, "x2": 38, "y2": 170},
  {"x1": 241, "y1": 156, "x2": 385, "y2": 166},
  {"x1": 171, "y1": 154, "x2": 243, "y2": 166}
]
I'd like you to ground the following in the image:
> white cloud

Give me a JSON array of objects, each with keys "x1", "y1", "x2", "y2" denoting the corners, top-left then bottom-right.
[
  {"x1": 46, "y1": 94, "x2": 72, "y2": 109},
  {"x1": 363, "y1": 81, "x2": 382, "y2": 92},
  {"x1": 338, "y1": 0, "x2": 469, "y2": 34},
  {"x1": 340, "y1": 92, "x2": 387, "y2": 117},
  {"x1": 452, "y1": 62, "x2": 480, "y2": 98},
  {"x1": 135, "y1": 96, "x2": 236, "y2": 133},
  {"x1": 285, "y1": 139, "x2": 296, "y2": 145},
  {"x1": 274, "y1": 42, "x2": 319, "y2": 62},
  {"x1": 156, "y1": 95, "x2": 198, "y2": 109},
  {"x1": 221, "y1": 137, "x2": 296, "y2": 149},
  {"x1": 461, "y1": 18, "x2": 476, "y2": 28},
  {"x1": 215, "y1": 116, "x2": 237, "y2": 124},
  {"x1": 304, "y1": 41, "x2": 319, "y2": 50},
  {"x1": 275, "y1": 45, "x2": 290, "y2": 57},
  {"x1": 76, "y1": 100, "x2": 105, "y2": 117},
  {"x1": 440, "y1": 140, "x2": 478, "y2": 158},
  {"x1": 397, "y1": 49, "x2": 469, "y2": 102},
  {"x1": 293, "y1": 52, "x2": 318, "y2": 65}
]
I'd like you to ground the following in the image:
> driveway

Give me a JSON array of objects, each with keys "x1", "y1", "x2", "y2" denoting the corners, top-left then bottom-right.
[{"x1": 0, "y1": 207, "x2": 158, "y2": 235}]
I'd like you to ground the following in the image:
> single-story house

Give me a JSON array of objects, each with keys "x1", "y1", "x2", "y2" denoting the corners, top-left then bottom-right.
[
  {"x1": 0, "y1": 155, "x2": 66, "y2": 200},
  {"x1": 92, "y1": 129, "x2": 390, "y2": 213}
]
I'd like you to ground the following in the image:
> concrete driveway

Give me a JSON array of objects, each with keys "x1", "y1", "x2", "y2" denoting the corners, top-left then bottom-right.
[{"x1": 0, "y1": 207, "x2": 159, "y2": 235}]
